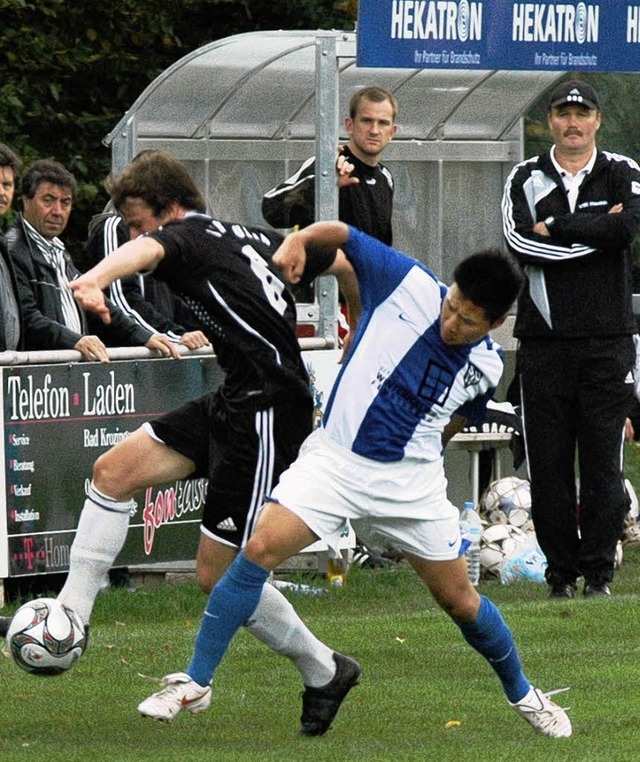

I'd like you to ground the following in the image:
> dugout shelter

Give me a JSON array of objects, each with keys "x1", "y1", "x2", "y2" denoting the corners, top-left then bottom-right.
[
  {"x1": 0, "y1": 32, "x2": 571, "y2": 594},
  {"x1": 105, "y1": 29, "x2": 565, "y2": 346},
  {"x1": 103, "y1": 29, "x2": 567, "y2": 511}
]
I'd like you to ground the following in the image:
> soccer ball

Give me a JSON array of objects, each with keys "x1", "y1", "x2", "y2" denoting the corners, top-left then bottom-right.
[
  {"x1": 479, "y1": 522, "x2": 533, "y2": 577},
  {"x1": 481, "y1": 477, "x2": 532, "y2": 529},
  {"x1": 6, "y1": 598, "x2": 86, "y2": 676}
]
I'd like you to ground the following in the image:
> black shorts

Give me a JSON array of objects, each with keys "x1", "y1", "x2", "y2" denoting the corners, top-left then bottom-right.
[{"x1": 148, "y1": 392, "x2": 313, "y2": 547}]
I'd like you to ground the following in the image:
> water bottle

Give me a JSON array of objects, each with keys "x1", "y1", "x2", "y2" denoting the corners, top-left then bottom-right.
[
  {"x1": 460, "y1": 501, "x2": 482, "y2": 586},
  {"x1": 326, "y1": 548, "x2": 349, "y2": 587}
]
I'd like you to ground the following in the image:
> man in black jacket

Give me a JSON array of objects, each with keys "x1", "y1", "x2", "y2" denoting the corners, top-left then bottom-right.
[
  {"x1": 7, "y1": 159, "x2": 177, "y2": 361},
  {"x1": 261, "y1": 86, "x2": 398, "y2": 246},
  {"x1": 83, "y1": 211, "x2": 209, "y2": 350},
  {"x1": 502, "y1": 80, "x2": 640, "y2": 599},
  {"x1": 0, "y1": 143, "x2": 24, "y2": 352}
]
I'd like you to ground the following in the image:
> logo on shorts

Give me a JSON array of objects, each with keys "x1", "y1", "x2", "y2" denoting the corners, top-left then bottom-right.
[{"x1": 216, "y1": 517, "x2": 237, "y2": 532}]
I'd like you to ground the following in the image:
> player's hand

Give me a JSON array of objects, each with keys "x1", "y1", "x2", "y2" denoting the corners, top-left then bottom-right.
[
  {"x1": 75, "y1": 335, "x2": 110, "y2": 363},
  {"x1": 625, "y1": 417, "x2": 635, "y2": 442},
  {"x1": 179, "y1": 330, "x2": 210, "y2": 350},
  {"x1": 336, "y1": 147, "x2": 359, "y2": 188},
  {"x1": 70, "y1": 277, "x2": 111, "y2": 324},
  {"x1": 146, "y1": 333, "x2": 182, "y2": 359},
  {"x1": 273, "y1": 232, "x2": 307, "y2": 284},
  {"x1": 609, "y1": 203, "x2": 623, "y2": 214},
  {"x1": 338, "y1": 329, "x2": 354, "y2": 364}
]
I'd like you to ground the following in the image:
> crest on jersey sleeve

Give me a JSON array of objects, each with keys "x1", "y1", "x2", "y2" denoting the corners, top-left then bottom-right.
[{"x1": 463, "y1": 363, "x2": 483, "y2": 388}]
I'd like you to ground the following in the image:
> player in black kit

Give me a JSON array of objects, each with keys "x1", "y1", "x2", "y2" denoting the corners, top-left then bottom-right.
[{"x1": 1, "y1": 151, "x2": 360, "y2": 735}]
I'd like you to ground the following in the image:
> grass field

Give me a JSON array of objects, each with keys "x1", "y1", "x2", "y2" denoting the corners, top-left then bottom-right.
[{"x1": 2, "y1": 541, "x2": 640, "y2": 762}]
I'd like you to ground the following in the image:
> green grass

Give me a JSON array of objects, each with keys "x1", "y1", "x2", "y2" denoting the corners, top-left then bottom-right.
[{"x1": 2, "y1": 549, "x2": 640, "y2": 762}]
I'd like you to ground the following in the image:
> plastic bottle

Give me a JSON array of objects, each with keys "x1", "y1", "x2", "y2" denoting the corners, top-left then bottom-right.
[
  {"x1": 459, "y1": 501, "x2": 482, "y2": 586},
  {"x1": 326, "y1": 549, "x2": 348, "y2": 587}
]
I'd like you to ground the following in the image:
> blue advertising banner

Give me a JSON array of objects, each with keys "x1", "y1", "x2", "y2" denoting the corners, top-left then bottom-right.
[{"x1": 357, "y1": 1, "x2": 640, "y2": 72}]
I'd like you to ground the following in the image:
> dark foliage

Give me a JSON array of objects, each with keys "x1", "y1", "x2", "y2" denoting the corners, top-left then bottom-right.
[{"x1": 0, "y1": 0, "x2": 356, "y2": 255}]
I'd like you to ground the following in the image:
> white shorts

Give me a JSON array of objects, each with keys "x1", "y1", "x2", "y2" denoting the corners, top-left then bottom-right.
[{"x1": 269, "y1": 428, "x2": 462, "y2": 561}]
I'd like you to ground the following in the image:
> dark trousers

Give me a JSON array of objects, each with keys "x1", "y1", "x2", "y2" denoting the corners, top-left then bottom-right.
[{"x1": 517, "y1": 335, "x2": 635, "y2": 586}]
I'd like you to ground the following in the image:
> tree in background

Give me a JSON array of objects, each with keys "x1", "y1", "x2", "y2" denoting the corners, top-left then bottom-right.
[{"x1": 0, "y1": 0, "x2": 356, "y2": 255}]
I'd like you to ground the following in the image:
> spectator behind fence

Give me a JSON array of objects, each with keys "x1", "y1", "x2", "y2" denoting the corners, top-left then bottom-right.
[
  {"x1": 501, "y1": 79, "x2": 640, "y2": 599},
  {"x1": 262, "y1": 86, "x2": 398, "y2": 246},
  {"x1": 0, "y1": 143, "x2": 24, "y2": 352},
  {"x1": 84, "y1": 210, "x2": 209, "y2": 350},
  {"x1": 6, "y1": 159, "x2": 178, "y2": 362}
]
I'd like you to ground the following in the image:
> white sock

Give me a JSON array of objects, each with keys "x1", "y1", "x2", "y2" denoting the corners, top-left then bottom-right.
[
  {"x1": 244, "y1": 582, "x2": 336, "y2": 687},
  {"x1": 57, "y1": 482, "x2": 134, "y2": 625}
]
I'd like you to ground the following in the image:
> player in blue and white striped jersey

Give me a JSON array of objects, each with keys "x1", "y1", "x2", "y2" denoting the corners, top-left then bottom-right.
[
  {"x1": 318, "y1": 228, "x2": 505, "y2": 463},
  {"x1": 138, "y1": 222, "x2": 573, "y2": 739}
]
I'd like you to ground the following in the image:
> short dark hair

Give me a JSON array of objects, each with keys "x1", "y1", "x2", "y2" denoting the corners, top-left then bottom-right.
[
  {"x1": 453, "y1": 249, "x2": 524, "y2": 323},
  {"x1": 112, "y1": 151, "x2": 206, "y2": 216},
  {"x1": 0, "y1": 144, "x2": 21, "y2": 177},
  {"x1": 349, "y1": 87, "x2": 398, "y2": 121},
  {"x1": 21, "y1": 159, "x2": 76, "y2": 198}
]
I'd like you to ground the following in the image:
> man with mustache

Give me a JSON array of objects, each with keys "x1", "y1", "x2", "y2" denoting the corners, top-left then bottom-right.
[{"x1": 502, "y1": 80, "x2": 640, "y2": 599}]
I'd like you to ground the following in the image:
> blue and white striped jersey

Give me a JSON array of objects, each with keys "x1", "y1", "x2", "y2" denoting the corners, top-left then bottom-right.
[{"x1": 322, "y1": 227, "x2": 504, "y2": 463}]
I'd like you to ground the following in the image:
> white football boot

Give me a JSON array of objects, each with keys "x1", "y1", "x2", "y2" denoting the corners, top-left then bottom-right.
[
  {"x1": 510, "y1": 686, "x2": 572, "y2": 738},
  {"x1": 138, "y1": 672, "x2": 211, "y2": 721}
]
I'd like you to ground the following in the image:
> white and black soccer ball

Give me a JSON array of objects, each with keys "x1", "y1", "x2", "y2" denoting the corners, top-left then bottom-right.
[
  {"x1": 6, "y1": 598, "x2": 86, "y2": 676},
  {"x1": 481, "y1": 476, "x2": 532, "y2": 527}
]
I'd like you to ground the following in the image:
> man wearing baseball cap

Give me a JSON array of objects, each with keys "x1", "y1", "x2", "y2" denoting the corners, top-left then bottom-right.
[{"x1": 502, "y1": 79, "x2": 640, "y2": 600}]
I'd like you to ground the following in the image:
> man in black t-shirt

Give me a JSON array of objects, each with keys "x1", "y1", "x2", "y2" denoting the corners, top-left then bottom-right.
[
  {"x1": 0, "y1": 152, "x2": 359, "y2": 733},
  {"x1": 262, "y1": 86, "x2": 398, "y2": 246}
]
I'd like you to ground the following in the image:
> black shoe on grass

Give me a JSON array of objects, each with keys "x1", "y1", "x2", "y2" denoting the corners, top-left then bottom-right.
[
  {"x1": 548, "y1": 582, "x2": 576, "y2": 600},
  {"x1": 299, "y1": 652, "x2": 361, "y2": 736},
  {"x1": 584, "y1": 582, "x2": 611, "y2": 598},
  {"x1": 0, "y1": 616, "x2": 12, "y2": 638}
]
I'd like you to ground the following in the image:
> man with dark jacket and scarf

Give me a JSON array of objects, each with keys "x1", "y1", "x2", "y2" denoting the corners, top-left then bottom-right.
[
  {"x1": 7, "y1": 159, "x2": 178, "y2": 362},
  {"x1": 502, "y1": 80, "x2": 640, "y2": 599}
]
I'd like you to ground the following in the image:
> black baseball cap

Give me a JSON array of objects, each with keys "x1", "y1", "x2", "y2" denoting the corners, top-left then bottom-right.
[{"x1": 548, "y1": 80, "x2": 600, "y2": 111}]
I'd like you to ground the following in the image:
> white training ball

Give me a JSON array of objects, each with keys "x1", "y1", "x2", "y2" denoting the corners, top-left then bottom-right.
[
  {"x1": 482, "y1": 477, "x2": 531, "y2": 518},
  {"x1": 480, "y1": 545, "x2": 504, "y2": 572}
]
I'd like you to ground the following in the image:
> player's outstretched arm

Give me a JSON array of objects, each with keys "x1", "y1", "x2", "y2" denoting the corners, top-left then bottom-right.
[
  {"x1": 71, "y1": 237, "x2": 166, "y2": 324},
  {"x1": 273, "y1": 221, "x2": 351, "y2": 284}
]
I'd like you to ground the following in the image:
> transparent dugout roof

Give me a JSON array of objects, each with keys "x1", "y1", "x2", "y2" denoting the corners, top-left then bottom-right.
[{"x1": 105, "y1": 29, "x2": 563, "y2": 147}]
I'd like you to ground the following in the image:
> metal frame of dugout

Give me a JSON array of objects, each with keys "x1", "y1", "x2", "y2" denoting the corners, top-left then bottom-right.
[{"x1": 104, "y1": 29, "x2": 566, "y2": 348}]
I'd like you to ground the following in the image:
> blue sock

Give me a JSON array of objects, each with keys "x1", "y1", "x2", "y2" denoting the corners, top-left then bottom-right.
[
  {"x1": 186, "y1": 552, "x2": 270, "y2": 687},
  {"x1": 455, "y1": 595, "x2": 530, "y2": 703}
]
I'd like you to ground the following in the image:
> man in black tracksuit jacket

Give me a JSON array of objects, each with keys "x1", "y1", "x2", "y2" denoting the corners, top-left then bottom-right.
[
  {"x1": 261, "y1": 86, "x2": 398, "y2": 247},
  {"x1": 502, "y1": 80, "x2": 640, "y2": 599},
  {"x1": 83, "y1": 211, "x2": 208, "y2": 348}
]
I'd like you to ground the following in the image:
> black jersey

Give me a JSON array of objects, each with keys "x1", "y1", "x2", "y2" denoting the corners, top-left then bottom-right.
[
  {"x1": 262, "y1": 146, "x2": 394, "y2": 245},
  {"x1": 149, "y1": 214, "x2": 333, "y2": 406}
]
